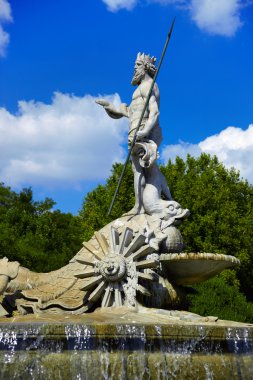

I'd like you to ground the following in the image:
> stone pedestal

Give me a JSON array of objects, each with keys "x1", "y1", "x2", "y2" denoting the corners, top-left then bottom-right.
[{"x1": 0, "y1": 308, "x2": 252, "y2": 379}]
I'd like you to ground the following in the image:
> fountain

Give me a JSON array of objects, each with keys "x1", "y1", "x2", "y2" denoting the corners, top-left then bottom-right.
[
  {"x1": 0, "y1": 309, "x2": 252, "y2": 379},
  {"x1": 0, "y1": 50, "x2": 252, "y2": 379}
]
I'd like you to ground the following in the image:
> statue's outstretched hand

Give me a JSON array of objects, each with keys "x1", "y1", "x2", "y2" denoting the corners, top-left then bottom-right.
[
  {"x1": 96, "y1": 99, "x2": 124, "y2": 119},
  {"x1": 96, "y1": 99, "x2": 110, "y2": 107}
]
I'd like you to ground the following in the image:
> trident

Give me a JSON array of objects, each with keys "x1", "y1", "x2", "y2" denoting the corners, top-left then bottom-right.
[{"x1": 108, "y1": 18, "x2": 176, "y2": 215}]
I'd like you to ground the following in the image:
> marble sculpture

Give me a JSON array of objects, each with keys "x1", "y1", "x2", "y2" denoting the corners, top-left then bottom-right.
[{"x1": 0, "y1": 53, "x2": 239, "y2": 316}]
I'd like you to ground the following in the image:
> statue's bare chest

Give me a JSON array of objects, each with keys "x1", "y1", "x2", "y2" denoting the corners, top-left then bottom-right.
[{"x1": 129, "y1": 87, "x2": 146, "y2": 117}]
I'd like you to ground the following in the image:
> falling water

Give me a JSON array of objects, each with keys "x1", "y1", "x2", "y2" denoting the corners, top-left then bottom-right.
[{"x1": 0, "y1": 323, "x2": 252, "y2": 379}]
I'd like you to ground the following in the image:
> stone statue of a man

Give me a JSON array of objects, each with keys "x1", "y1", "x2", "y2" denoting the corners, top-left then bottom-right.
[{"x1": 97, "y1": 52, "x2": 172, "y2": 215}]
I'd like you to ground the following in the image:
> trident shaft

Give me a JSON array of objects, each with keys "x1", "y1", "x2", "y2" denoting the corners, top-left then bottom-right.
[{"x1": 108, "y1": 17, "x2": 176, "y2": 215}]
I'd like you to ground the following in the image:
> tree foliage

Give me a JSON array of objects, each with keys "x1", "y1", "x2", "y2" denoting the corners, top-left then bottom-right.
[
  {"x1": 79, "y1": 162, "x2": 135, "y2": 241},
  {"x1": 187, "y1": 276, "x2": 253, "y2": 323},
  {"x1": 0, "y1": 184, "x2": 83, "y2": 272},
  {"x1": 80, "y1": 154, "x2": 253, "y2": 314},
  {"x1": 1, "y1": 153, "x2": 252, "y2": 321},
  {"x1": 160, "y1": 154, "x2": 253, "y2": 300}
]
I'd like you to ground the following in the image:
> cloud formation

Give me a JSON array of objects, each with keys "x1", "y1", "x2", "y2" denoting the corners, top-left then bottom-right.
[
  {"x1": 0, "y1": 0, "x2": 12, "y2": 57},
  {"x1": 190, "y1": 0, "x2": 242, "y2": 37},
  {"x1": 102, "y1": 0, "x2": 244, "y2": 36},
  {"x1": 161, "y1": 124, "x2": 253, "y2": 183},
  {"x1": 101, "y1": 0, "x2": 138, "y2": 12},
  {"x1": 0, "y1": 92, "x2": 128, "y2": 189}
]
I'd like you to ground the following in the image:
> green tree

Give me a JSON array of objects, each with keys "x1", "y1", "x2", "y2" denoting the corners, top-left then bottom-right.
[
  {"x1": 0, "y1": 183, "x2": 83, "y2": 272},
  {"x1": 187, "y1": 276, "x2": 253, "y2": 323},
  {"x1": 79, "y1": 154, "x2": 253, "y2": 309},
  {"x1": 160, "y1": 154, "x2": 253, "y2": 300},
  {"x1": 79, "y1": 162, "x2": 135, "y2": 241}
]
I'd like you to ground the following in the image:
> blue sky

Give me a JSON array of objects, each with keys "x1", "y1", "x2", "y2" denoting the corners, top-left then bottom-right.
[{"x1": 0, "y1": 0, "x2": 253, "y2": 214}]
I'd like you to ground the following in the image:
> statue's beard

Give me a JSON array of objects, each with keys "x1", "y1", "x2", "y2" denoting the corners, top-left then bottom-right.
[{"x1": 131, "y1": 68, "x2": 145, "y2": 86}]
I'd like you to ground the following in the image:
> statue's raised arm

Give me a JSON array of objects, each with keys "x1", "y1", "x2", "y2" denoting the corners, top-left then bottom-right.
[{"x1": 96, "y1": 99, "x2": 129, "y2": 119}]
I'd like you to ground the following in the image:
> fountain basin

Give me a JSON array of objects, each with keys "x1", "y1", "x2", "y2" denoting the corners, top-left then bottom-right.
[
  {"x1": 0, "y1": 307, "x2": 252, "y2": 379},
  {"x1": 161, "y1": 253, "x2": 240, "y2": 285}
]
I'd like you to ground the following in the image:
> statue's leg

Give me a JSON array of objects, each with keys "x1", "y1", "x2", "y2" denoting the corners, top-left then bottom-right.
[{"x1": 130, "y1": 155, "x2": 145, "y2": 214}]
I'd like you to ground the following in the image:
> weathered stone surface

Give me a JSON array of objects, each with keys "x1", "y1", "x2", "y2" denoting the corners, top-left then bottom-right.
[
  {"x1": 0, "y1": 306, "x2": 252, "y2": 337},
  {"x1": 0, "y1": 308, "x2": 252, "y2": 379},
  {"x1": 0, "y1": 214, "x2": 240, "y2": 315},
  {"x1": 161, "y1": 252, "x2": 240, "y2": 285}
]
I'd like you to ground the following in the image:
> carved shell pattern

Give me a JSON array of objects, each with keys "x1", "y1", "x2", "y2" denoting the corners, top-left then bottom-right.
[{"x1": 75, "y1": 227, "x2": 158, "y2": 308}]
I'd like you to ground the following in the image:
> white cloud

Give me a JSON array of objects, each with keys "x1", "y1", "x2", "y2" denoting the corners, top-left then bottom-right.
[
  {"x1": 190, "y1": 0, "x2": 242, "y2": 37},
  {"x1": 101, "y1": 0, "x2": 138, "y2": 12},
  {"x1": 161, "y1": 141, "x2": 201, "y2": 162},
  {"x1": 102, "y1": 0, "x2": 245, "y2": 37},
  {"x1": 0, "y1": 92, "x2": 128, "y2": 189},
  {"x1": 147, "y1": 0, "x2": 186, "y2": 5},
  {"x1": 0, "y1": 0, "x2": 11, "y2": 21},
  {"x1": 161, "y1": 125, "x2": 253, "y2": 183},
  {"x1": 0, "y1": 0, "x2": 12, "y2": 57}
]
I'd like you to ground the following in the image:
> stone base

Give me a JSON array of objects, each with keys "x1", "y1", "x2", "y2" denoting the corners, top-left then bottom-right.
[{"x1": 0, "y1": 308, "x2": 252, "y2": 379}]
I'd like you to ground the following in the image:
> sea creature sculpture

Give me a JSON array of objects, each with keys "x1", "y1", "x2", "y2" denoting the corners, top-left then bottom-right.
[{"x1": 0, "y1": 52, "x2": 240, "y2": 317}]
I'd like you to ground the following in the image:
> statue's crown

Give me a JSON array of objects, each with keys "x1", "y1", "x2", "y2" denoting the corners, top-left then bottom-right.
[
  {"x1": 136, "y1": 52, "x2": 156, "y2": 65},
  {"x1": 136, "y1": 53, "x2": 157, "y2": 77}
]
